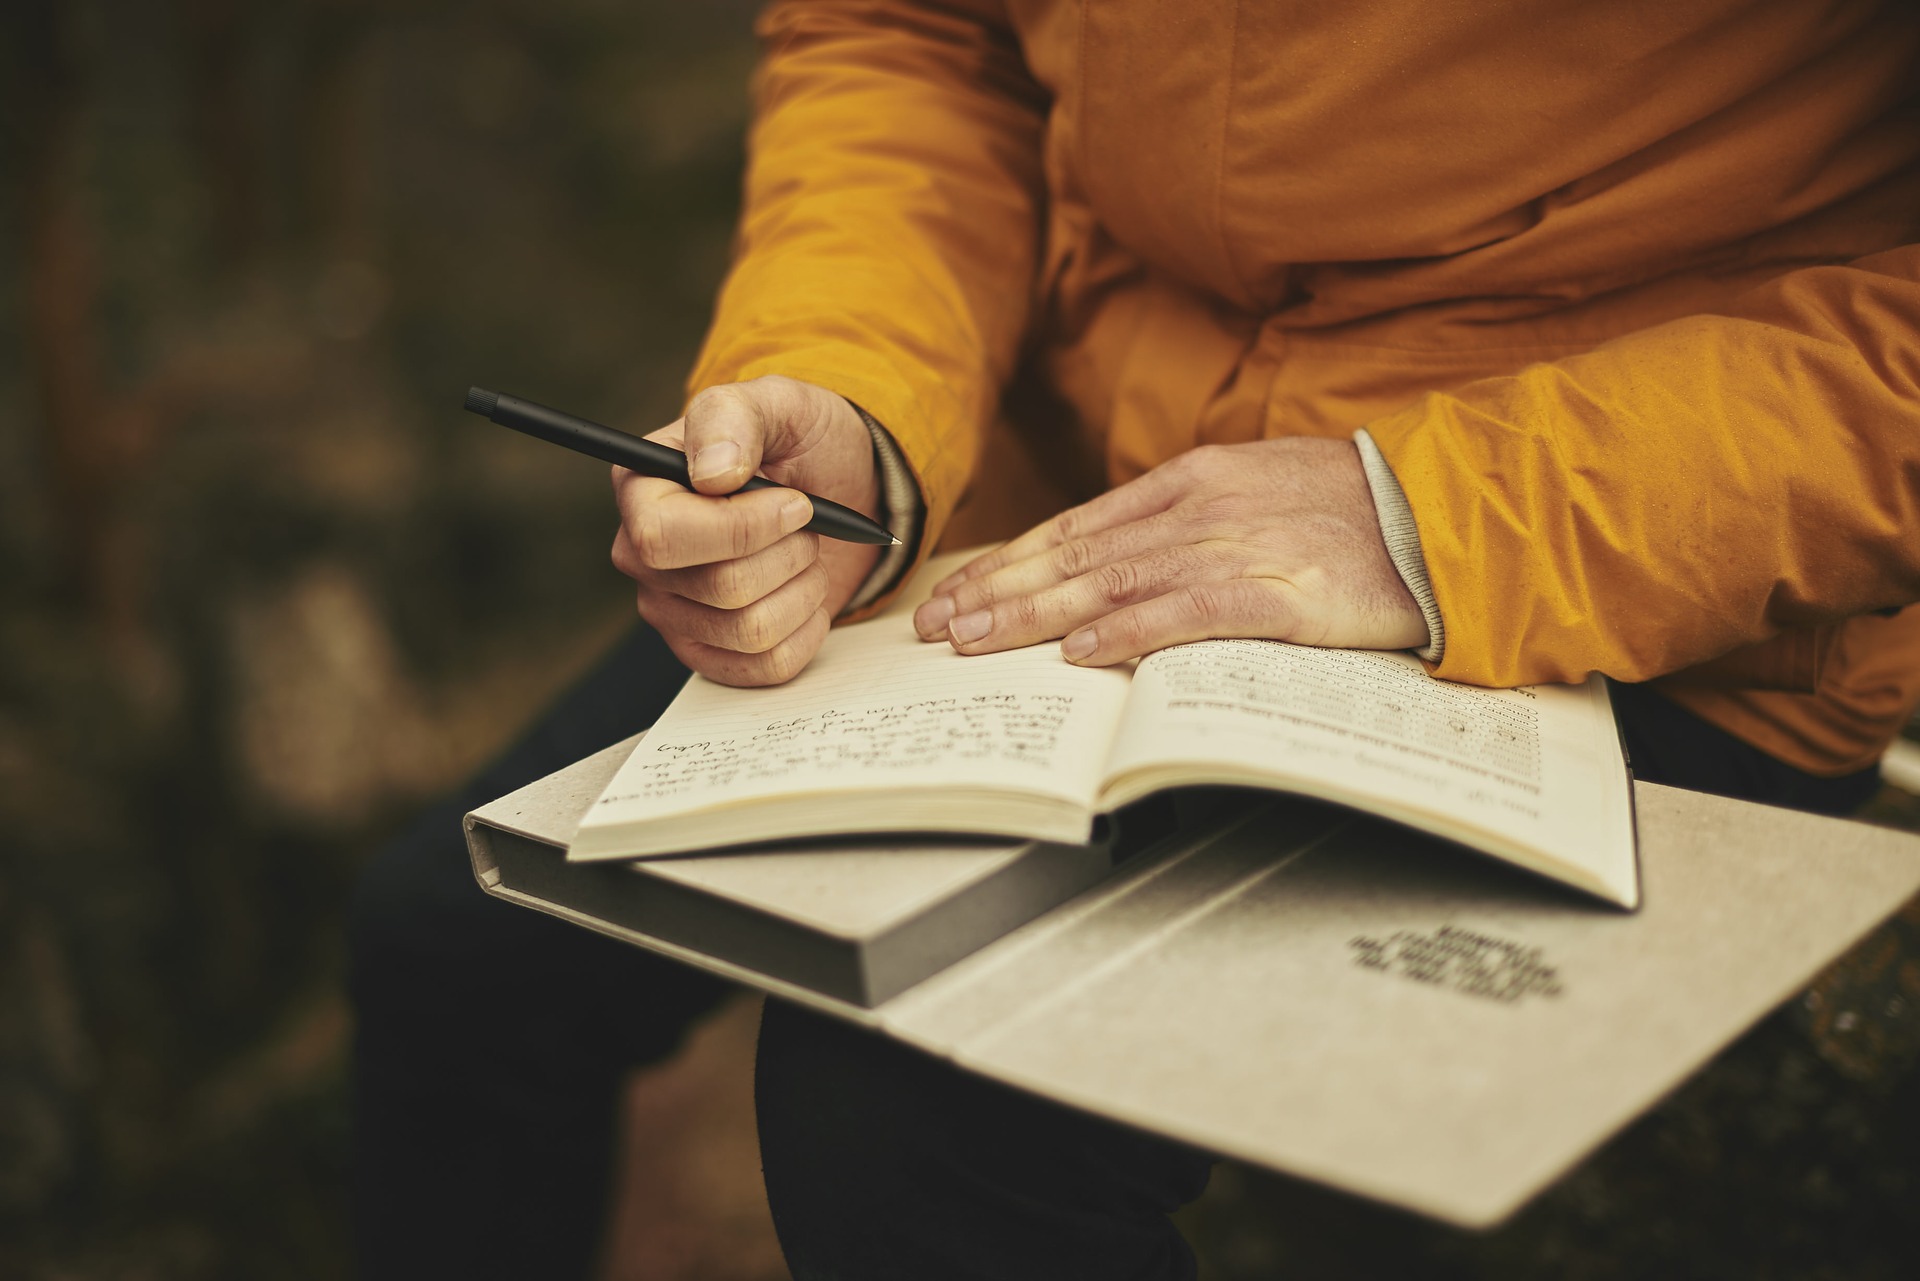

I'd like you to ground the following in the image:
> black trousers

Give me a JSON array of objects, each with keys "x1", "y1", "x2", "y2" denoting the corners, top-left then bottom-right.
[{"x1": 348, "y1": 627, "x2": 1881, "y2": 1281}]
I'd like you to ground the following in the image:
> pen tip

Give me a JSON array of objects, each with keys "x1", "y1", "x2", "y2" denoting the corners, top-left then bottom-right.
[{"x1": 890, "y1": 537, "x2": 903, "y2": 546}]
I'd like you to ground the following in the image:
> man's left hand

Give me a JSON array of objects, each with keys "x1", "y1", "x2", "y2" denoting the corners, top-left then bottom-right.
[{"x1": 912, "y1": 438, "x2": 1429, "y2": 664}]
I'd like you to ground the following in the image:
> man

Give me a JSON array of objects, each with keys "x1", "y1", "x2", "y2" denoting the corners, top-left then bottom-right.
[{"x1": 352, "y1": 2, "x2": 1920, "y2": 1276}]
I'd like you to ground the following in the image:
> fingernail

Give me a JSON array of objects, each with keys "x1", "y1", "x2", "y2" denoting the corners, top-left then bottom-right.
[
  {"x1": 780, "y1": 493, "x2": 813, "y2": 529},
  {"x1": 1063, "y1": 629, "x2": 1097, "y2": 661},
  {"x1": 690, "y1": 441, "x2": 742, "y2": 484},
  {"x1": 949, "y1": 609, "x2": 991, "y2": 645},
  {"x1": 917, "y1": 595, "x2": 956, "y2": 638}
]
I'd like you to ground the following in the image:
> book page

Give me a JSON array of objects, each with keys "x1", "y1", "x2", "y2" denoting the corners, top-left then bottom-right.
[
  {"x1": 573, "y1": 556, "x2": 1134, "y2": 858},
  {"x1": 1099, "y1": 640, "x2": 1636, "y2": 906}
]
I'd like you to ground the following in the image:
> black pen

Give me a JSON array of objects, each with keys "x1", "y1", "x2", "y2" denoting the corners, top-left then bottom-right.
[{"x1": 463, "y1": 387, "x2": 899, "y2": 546}]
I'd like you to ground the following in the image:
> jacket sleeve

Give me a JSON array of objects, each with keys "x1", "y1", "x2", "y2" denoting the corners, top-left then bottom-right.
[
  {"x1": 685, "y1": 0, "x2": 1048, "y2": 595},
  {"x1": 1363, "y1": 245, "x2": 1920, "y2": 688}
]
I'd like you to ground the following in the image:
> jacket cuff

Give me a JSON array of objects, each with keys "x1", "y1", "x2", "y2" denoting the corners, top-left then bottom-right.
[
  {"x1": 1354, "y1": 429, "x2": 1445, "y2": 663},
  {"x1": 842, "y1": 401, "x2": 925, "y2": 614}
]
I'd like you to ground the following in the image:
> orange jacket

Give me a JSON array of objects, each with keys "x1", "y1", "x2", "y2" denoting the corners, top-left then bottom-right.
[{"x1": 687, "y1": 0, "x2": 1920, "y2": 776}]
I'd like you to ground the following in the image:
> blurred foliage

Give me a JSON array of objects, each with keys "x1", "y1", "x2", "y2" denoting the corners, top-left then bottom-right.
[
  {"x1": 1, "y1": 0, "x2": 1918, "y2": 1278},
  {"x1": 0, "y1": 0, "x2": 757, "y2": 1275}
]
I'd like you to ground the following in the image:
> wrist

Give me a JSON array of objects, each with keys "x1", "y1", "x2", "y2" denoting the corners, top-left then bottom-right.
[
  {"x1": 1354, "y1": 429, "x2": 1444, "y2": 662},
  {"x1": 841, "y1": 399, "x2": 924, "y2": 615}
]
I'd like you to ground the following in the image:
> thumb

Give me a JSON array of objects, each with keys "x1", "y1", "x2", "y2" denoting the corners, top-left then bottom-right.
[{"x1": 680, "y1": 378, "x2": 816, "y2": 496}]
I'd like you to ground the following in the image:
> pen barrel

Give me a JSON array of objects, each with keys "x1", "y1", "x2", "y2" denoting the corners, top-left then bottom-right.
[
  {"x1": 489, "y1": 392, "x2": 691, "y2": 484},
  {"x1": 470, "y1": 387, "x2": 895, "y2": 546}
]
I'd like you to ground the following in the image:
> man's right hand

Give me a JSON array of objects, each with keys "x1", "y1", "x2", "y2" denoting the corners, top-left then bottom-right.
[{"x1": 610, "y1": 375, "x2": 885, "y2": 686}]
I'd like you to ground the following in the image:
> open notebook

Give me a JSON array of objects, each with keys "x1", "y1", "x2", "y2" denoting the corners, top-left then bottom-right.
[{"x1": 571, "y1": 551, "x2": 1638, "y2": 907}]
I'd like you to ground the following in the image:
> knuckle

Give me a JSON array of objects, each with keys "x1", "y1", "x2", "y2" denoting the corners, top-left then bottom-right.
[
  {"x1": 1180, "y1": 491, "x2": 1235, "y2": 531},
  {"x1": 761, "y1": 652, "x2": 799, "y2": 686},
  {"x1": 686, "y1": 383, "x2": 736, "y2": 418},
  {"x1": 709, "y1": 560, "x2": 755, "y2": 609},
  {"x1": 1094, "y1": 559, "x2": 1142, "y2": 604},
  {"x1": 633, "y1": 509, "x2": 673, "y2": 569},
  {"x1": 766, "y1": 631, "x2": 814, "y2": 684},
  {"x1": 1107, "y1": 610, "x2": 1148, "y2": 651},
  {"x1": 734, "y1": 376, "x2": 802, "y2": 438},
  {"x1": 1170, "y1": 445, "x2": 1223, "y2": 483},
  {"x1": 793, "y1": 531, "x2": 823, "y2": 570},
  {"x1": 1183, "y1": 584, "x2": 1228, "y2": 627},
  {"x1": 732, "y1": 603, "x2": 781, "y2": 655},
  {"x1": 728, "y1": 516, "x2": 756, "y2": 560},
  {"x1": 712, "y1": 657, "x2": 766, "y2": 689},
  {"x1": 775, "y1": 528, "x2": 816, "y2": 561},
  {"x1": 635, "y1": 595, "x2": 685, "y2": 642},
  {"x1": 799, "y1": 559, "x2": 832, "y2": 603},
  {"x1": 1262, "y1": 585, "x2": 1301, "y2": 637},
  {"x1": 646, "y1": 603, "x2": 695, "y2": 651},
  {"x1": 661, "y1": 633, "x2": 704, "y2": 672},
  {"x1": 958, "y1": 555, "x2": 998, "y2": 582},
  {"x1": 953, "y1": 575, "x2": 996, "y2": 612},
  {"x1": 1055, "y1": 538, "x2": 1096, "y2": 579},
  {"x1": 764, "y1": 374, "x2": 820, "y2": 426}
]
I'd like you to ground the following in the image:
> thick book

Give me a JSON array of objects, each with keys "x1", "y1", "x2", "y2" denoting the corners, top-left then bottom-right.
[
  {"x1": 467, "y1": 745, "x2": 1920, "y2": 1227},
  {"x1": 569, "y1": 551, "x2": 1639, "y2": 907},
  {"x1": 469, "y1": 747, "x2": 1120, "y2": 1007}
]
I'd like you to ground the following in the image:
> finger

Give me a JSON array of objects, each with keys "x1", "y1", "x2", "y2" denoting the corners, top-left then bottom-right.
[
  {"x1": 607, "y1": 422, "x2": 687, "y2": 495},
  {"x1": 680, "y1": 377, "x2": 824, "y2": 495},
  {"x1": 915, "y1": 513, "x2": 1193, "y2": 639},
  {"x1": 1059, "y1": 580, "x2": 1305, "y2": 666},
  {"x1": 613, "y1": 525, "x2": 820, "y2": 600},
  {"x1": 930, "y1": 467, "x2": 1188, "y2": 597},
  {"x1": 643, "y1": 421, "x2": 686, "y2": 450},
  {"x1": 611, "y1": 465, "x2": 687, "y2": 512},
  {"x1": 665, "y1": 607, "x2": 833, "y2": 688},
  {"x1": 942, "y1": 546, "x2": 1214, "y2": 654},
  {"x1": 611, "y1": 467, "x2": 698, "y2": 568},
  {"x1": 636, "y1": 560, "x2": 831, "y2": 655},
  {"x1": 648, "y1": 531, "x2": 820, "y2": 608},
  {"x1": 615, "y1": 481, "x2": 814, "y2": 571},
  {"x1": 610, "y1": 468, "x2": 697, "y2": 576}
]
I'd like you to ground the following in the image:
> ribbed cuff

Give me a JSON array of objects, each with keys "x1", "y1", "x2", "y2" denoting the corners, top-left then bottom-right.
[
  {"x1": 1354, "y1": 428, "x2": 1445, "y2": 663},
  {"x1": 842, "y1": 401, "x2": 924, "y2": 614}
]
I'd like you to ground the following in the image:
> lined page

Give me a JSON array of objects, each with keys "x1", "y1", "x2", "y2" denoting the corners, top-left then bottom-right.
[
  {"x1": 574, "y1": 557, "x2": 1134, "y2": 857},
  {"x1": 1100, "y1": 640, "x2": 1636, "y2": 906}
]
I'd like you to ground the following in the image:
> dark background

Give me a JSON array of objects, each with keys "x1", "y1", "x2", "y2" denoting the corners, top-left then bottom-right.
[{"x1": 1, "y1": 2, "x2": 1917, "y2": 1277}]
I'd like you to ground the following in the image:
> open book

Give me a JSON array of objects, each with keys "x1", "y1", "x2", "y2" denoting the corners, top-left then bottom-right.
[{"x1": 572, "y1": 552, "x2": 1638, "y2": 908}]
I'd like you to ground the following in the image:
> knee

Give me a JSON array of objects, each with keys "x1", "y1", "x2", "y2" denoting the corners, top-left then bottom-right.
[
  {"x1": 755, "y1": 999, "x2": 947, "y2": 1186},
  {"x1": 755, "y1": 1002, "x2": 968, "y2": 1276},
  {"x1": 347, "y1": 799, "x2": 480, "y2": 1023},
  {"x1": 350, "y1": 794, "x2": 454, "y2": 950},
  {"x1": 755, "y1": 1000, "x2": 1212, "y2": 1281},
  {"x1": 350, "y1": 793, "x2": 734, "y2": 1072},
  {"x1": 347, "y1": 798, "x2": 594, "y2": 1024},
  {"x1": 346, "y1": 793, "x2": 563, "y2": 1035}
]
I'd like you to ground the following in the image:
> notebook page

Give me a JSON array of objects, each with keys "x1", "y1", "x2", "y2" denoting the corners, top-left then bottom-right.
[
  {"x1": 1100, "y1": 640, "x2": 1636, "y2": 905},
  {"x1": 576, "y1": 563, "x2": 1134, "y2": 852}
]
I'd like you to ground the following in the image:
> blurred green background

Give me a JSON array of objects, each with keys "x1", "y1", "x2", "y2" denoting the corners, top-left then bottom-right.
[
  {"x1": 0, "y1": 1, "x2": 761, "y2": 1274},
  {"x1": 1, "y1": 2, "x2": 1917, "y2": 1278}
]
